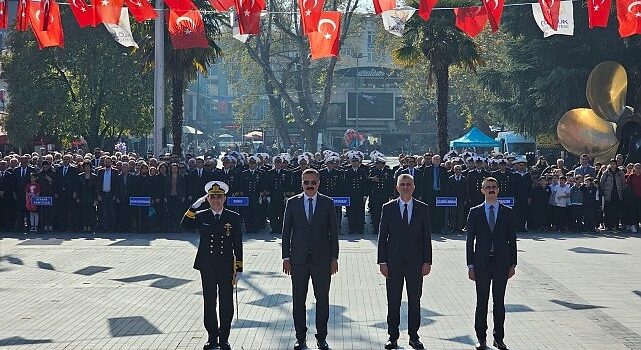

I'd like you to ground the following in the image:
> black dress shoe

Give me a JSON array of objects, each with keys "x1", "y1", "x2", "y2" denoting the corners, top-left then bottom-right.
[
  {"x1": 493, "y1": 340, "x2": 509, "y2": 350},
  {"x1": 203, "y1": 342, "x2": 219, "y2": 350},
  {"x1": 408, "y1": 339, "x2": 425, "y2": 349},
  {"x1": 474, "y1": 342, "x2": 487, "y2": 350},
  {"x1": 317, "y1": 339, "x2": 330, "y2": 350},
  {"x1": 219, "y1": 341, "x2": 231, "y2": 350},
  {"x1": 384, "y1": 339, "x2": 398, "y2": 349},
  {"x1": 293, "y1": 340, "x2": 306, "y2": 350}
]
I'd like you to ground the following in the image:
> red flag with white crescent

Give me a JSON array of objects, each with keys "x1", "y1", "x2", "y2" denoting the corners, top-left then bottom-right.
[
  {"x1": 373, "y1": 0, "x2": 396, "y2": 15},
  {"x1": 28, "y1": 0, "x2": 64, "y2": 49},
  {"x1": 0, "y1": 0, "x2": 7, "y2": 29},
  {"x1": 124, "y1": 0, "x2": 157, "y2": 22},
  {"x1": 168, "y1": 8, "x2": 209, "y2": 49},
  {"x1": 307, "y1": 11, "x2": 341, "y2": 60},
  {"x1": 209, "y1": 0, "x2": 235, "y2": 11},
  {"x1": 538, "y1": 0, "x2": 560, "y2": 30},
  {"x1": 298, "y1": 0, "x2": 324, "y2": 34},
  {"x1": 588, "y1": 0, "x2": 611, "y2": 28},
  {"x1": 164, "y1": 0, "x2": 198, "y2": 13},
  {"x1": 418, "y1": 0, "x2": 438, "y2": 20},
  {"x1": 617, "y1": 0, "x2": 641, "y2": 37},
  {"x1": 234, "y1": 0, "x2": 262, "y2": 34},
  {"x1": 69, "y1": 0, "x2": 96, "y2": 27},
  {"x1": 93, "y1": 0, "x2": 125, "y2": 24},
  {"x1": 482, "y1": 0, "x2": 504, "y2": 31},
  {"x1": 16, "y1": 0, "x2": 30, "y2": 31},
  {"x1": 454, "y1": 6, "x2": 488, "y2": 37}
]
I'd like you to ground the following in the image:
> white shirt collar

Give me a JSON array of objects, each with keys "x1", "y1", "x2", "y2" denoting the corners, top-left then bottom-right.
[
  {"x1": 304, "y1": 193, "x2": 318, "y2": 201},
  {"x1": 211, "y1": 208, "x2": 223, "y2": 216},
  {"x1": 399, "y1": 197, "x2": 413, "y2": 206}
]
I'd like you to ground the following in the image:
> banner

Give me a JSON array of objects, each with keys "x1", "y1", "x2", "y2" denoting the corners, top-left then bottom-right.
[
  {"x1": 381, "y1": 7, "x2": 416, "y2": 37},
  {"x1": 532, "y1": 0, "x2": 574, "y2": 37}
]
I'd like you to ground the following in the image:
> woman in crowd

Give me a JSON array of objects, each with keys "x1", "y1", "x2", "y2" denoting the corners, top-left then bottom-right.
[
  {"x1": 165, "y1": 162, "x2": 186, "y2": 232},
  {"x1": 38, "y1": 160, "x2": 56, "y2": 232},
  {"x1": 624, "y1": 163, "x2": 641, "y2": 233},
  {"x1": 600, "y1": 159, "x2": 625, "y2": 231},
  {"x1": 77, "y1": 161, "x2": 97, "y2": 232}
]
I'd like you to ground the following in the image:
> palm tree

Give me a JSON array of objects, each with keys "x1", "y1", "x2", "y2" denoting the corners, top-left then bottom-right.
[
  {"x1": 138, "y1": 7, "x2": 226, "y2": 157},
  {"x1": 392, "y1": 1, "x2": 484, "y2": 155}
]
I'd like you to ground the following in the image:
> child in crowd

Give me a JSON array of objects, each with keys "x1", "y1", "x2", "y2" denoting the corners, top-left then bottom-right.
[
  {"x1": 25, "y1": 172, "x2": 41, "y2": 232},
  {"x1": 569, "y1": 176, "x2": 584, "y2": 231},
  {"x1": 552, "y1": 176, "x2": 571, "y2": 232}
]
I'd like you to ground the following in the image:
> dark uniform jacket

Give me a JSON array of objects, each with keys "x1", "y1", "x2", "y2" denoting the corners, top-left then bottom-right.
[
  {"x1": 319, "y1": 168, "x2": 343, "y2": 197},
  {"x1": 369, "y1": 166, "x2": 394, "y2": 199},
  {"x1": 344, "y1": 167, "x2": 369, "y2": 198},
  {"x1": 491, "y1": 170, "x2": 514, "y2": 198},
  {"x1": 181, "y1": 208, "x2": 243, "y2": 274},
  {"x1": 265, "y1": 168, "x2": 291, "y2": 200},
  {"x1": 239, "y1": 169, "x2": 264, "y2": 197},
  {"x1": 447, "y1": 174, "x2": 469, "y2": 204}
]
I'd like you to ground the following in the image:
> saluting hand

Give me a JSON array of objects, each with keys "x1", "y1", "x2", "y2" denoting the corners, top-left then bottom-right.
[{"x1": 191, "y1": 194, "x2": 208, "y2": 209}]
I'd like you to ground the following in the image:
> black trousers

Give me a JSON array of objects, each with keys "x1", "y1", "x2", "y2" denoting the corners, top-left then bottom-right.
[
  {"x1": 449, "y1": 204, "x2": 467, "y2": 231},
  {"x1": 369, "y1": 197, "x2": 385, "y2": 233},
  {"x1": 604, "y1": 195, "x2": 622, "y2": 229},
  {"x1": 291, "y1": 259, "x2": 331, "y2": 342},
  {"x1": 242, "y1": 195, "x2": 262, "y2": 232},
  {"x1": 474, "y1": 257, "x2": 509, "y2": 343},
  {"x1": 200, "y1": 269, "x2": 234, "y2": 343},
  {"x1": 347, "y1": 196, "x2": 365, "y2": 233},
  {"x1": 386, "y1": 263, "x2": 423, "y2": 341},
  {"x1": 268, "y1": 195, "x2": 285, "y2": 234}
]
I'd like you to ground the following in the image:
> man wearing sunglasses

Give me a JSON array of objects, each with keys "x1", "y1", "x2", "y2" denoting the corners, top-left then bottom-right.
[
  {"x1": 282, "y1": 168, "x2": 339, "y2": 350},
  {"x1": 466, "y1": 177, "x2": 517, "y2": 350}
]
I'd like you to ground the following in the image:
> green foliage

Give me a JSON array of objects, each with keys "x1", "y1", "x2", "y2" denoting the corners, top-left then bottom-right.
[
  {"x1": 1, "y1": 9, "x2": 154, "y2": 149},
  {"x1": 479, "y1": 1, "x2": 641, "y2": 134}
]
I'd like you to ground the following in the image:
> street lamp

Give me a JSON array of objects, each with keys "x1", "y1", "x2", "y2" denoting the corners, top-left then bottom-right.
[{"x1": 349, "y1": 53, "x2": 365, "y2": 133}]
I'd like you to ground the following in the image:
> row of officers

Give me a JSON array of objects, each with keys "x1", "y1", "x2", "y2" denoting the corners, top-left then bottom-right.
[{"x1": 182, "y1": 173, "x2": 517, "y2": 350}]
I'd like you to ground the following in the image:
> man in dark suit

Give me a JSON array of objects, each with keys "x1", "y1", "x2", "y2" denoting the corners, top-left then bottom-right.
[
  {"x1": 187, "y1": 157, "x2": 214, "y2": 203},
  {"x1": 378, "y1": 173, "x2": 432, "y2": 350},
  {"x1": 447, "y1": 164, "x2": 469, "y2": 233},
  {"x1": 0, "y1": 160, "x2": 14, "y2": 231},
  {"x1": 96, "y1": 157, "x2": 119, "y2": 232},
  {"x1": 466, "y1": 177, "x2": 517, "y2": 350},
  {"x1": 13, "y1": 156, "x2": 35, "y2": 231},
  {"x1": 343, "y1": 155, "x2": 369, "y2": 234},
  {"x1": 282, "y1": 168, "x2": 339, "y2": 350},
  {"x1": 421, "y1": 155, "x2": 449, "y2": 233},
  {"x1": 55, "y1": 154, "x2": 78, "y2": 231},
  {"x1": 181, "y1": 181, "x2": 243, "y2": 350}
]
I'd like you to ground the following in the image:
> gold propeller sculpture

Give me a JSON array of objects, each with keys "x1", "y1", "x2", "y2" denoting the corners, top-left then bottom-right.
[{"x1": 557, "y1": 61, "x2": 637, "y2": 163}]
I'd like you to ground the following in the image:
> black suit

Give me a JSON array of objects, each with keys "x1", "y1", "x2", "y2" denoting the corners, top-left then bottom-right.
[
  {"x1": 14, "y1": 165, "x2": 35, "y2": 230},
  {"x1": 447, "y1": 174, "x2": 469, "y2": 231},
  {"x1": 55, "y1": 164, "x2": 78, "y2": 230},
  {"x1": 377, "y1": 198, "x2": 432, "y2": 342},
  {"x1": 181, "y1": 208, "x2": 243, "y2": 345},
  {"x1": 421, "y1": 165, "x2": 449, "y2": 232},
  {"x1": 96, "y1": 168, "x2": 119, "y2": 231},
  {"x1": 0, "y1": 169, "x2": 14, "y2": 230},
  {"x1": 282, "y1": 192, "x2": 339, "y2": 343},
  {"x1": 466, "y1": 203, "x2": 517, "y2": 344}
]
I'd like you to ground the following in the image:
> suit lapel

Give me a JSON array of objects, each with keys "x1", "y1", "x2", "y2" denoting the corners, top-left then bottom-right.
[
  {"x1": 480, "y1": 205, "x2": 492, "y2": 233},
  {"x1": 408, "y1": 200, "x2": 417, "y2": 227}
]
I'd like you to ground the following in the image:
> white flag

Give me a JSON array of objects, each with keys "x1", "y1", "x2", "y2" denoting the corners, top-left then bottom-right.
[
  {"x1": 531, "y1": 1, "x2": 574, "y2": 38},
  {"x1": 230, "y1": 12, "x2": 250, "y2": 43},
  {"x1": 382, "y1": 7, "x2": 416, "y2": 37},
  {"x1": 105, "y1": 9, "x2": 139, "y2": 48}
]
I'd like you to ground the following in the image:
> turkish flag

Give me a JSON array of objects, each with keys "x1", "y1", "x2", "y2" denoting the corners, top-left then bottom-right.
[
  {"x1": 168, "y1": 8, "x2": 209, "y2": 49},
  {"x1": 68, "y1": 0, "x2": 96, "y2": 27},
  {"x1": 0, "y1": 0, "x2": 7, "y2": 29},
  {"x1": 587, "y1": 0, "x2": 611, "y2": 28},
  {"x1": 454, "y1": 6, "x2": 488, "y2": 37},
  {"x1": 164, "y1": 0, "x2": 197, "y2": 13},
  {"x1": 93, "y1": 0, "x2": 125, "y2": 24},
  {"x1": 307, "y1": 11, "x2": 341, "y2": 60},
  {"x1": 125, "y1": 0, "x2": 157, "y2": 22},
  {"x1": 538, "y1": 0, "x2": 560, "y2": 30},
  {"x1": 373, "y1": 0, "x2": 396, "y2": 15},
  {"x1": 28, "y1": 0, "x2": 64, "y2": 49},
  {"x1": 16, "y1": 0, "x2": 30, "y2": 31},
  {"x1": 298, "y1": 0, "x2": 324, "y2": 34},
  {"x1": 418, "y1": 0, "x2": 438, "y2": 20},
  {"x1": 234, "y1": 0, "x2": 262, "y2": 34},
  {"x1": 209, "y1": 0, "x2": 235, "y2": 11},
  {"x1": 617, "y1": 0, "x2": 641, "y2": 37},
  {"x1": 482, "y1": 0, "x2": 504, "y2": 31}
]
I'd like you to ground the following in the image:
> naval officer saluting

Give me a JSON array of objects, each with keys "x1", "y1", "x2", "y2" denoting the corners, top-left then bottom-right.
[{"x1": 181, "y1": 181, "x2": 243, "y2": 350}]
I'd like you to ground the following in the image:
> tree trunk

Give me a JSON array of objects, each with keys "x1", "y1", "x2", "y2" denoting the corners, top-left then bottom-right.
[
  {"x1": 435, "y1": 65, "x2": 450, "y2": 156},
  {"x1": 263, "y1": 77, "x2": 291, "y2": 146},
  {"x1": 302, "y1": 125, "x2": 318, "y2": 152},
  {"x1": 171, "y1": 74, "x2": 185, "y2": 157}
]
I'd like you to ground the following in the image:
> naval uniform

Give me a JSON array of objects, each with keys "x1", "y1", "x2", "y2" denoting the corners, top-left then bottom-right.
[{"x1": 181, "y1": 207, "x2": 243, "y2": 347}]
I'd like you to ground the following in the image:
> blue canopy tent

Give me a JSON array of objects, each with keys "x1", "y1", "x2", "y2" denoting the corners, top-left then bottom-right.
[{"x1": 450, "y1": 127, "x2": 500, "y2": 149}]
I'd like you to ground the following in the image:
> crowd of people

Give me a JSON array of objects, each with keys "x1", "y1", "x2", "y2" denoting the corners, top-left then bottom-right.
[{"x1": 0, "y1": 146, "x2": 640, "y2": 234}]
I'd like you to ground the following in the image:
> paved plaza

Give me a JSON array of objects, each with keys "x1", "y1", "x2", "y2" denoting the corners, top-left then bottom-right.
[{"x1": 1, "y1": 227, "x2": 641, "y2": 350}]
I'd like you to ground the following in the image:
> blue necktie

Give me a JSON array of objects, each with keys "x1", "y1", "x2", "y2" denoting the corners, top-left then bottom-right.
[{"x1": 308, "y1": 198, "x2": 313, "y2": 223}]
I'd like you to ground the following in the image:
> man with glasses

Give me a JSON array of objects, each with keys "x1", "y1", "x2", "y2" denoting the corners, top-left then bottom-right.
[
  {"x1": 282, "y1": 168, "x2": 339, "y2": 350},
  {"x1": 466, "y1": 177, "x2": 517, "y2": 350},
  {"x1": 378, "y1": 174, "x2": 432, "y2": 350}
]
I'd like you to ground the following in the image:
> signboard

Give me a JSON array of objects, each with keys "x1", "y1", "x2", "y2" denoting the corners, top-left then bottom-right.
[
  {"x1": 435, "y1": 197, "x2": 458, "y2": 207},
  {"x1": 333, "y1": 197, "x2": 351, "y2": 207},
  {"x1": 31, "y1": 196, "x2": 53, "y2": 206},
  {"x1": 498, "y1": 197, "x2": 515, "y2": 207},
  {"x1": 129, "y1": 196, "x2": 152, "y2": 207},
  {"x1": 227, "y1": 197, "x2": 249, "y2": 207}
]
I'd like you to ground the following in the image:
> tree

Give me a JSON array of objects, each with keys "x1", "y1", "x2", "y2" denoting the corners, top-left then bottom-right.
[
  {"x1": 392, "y1": 0, "x2": 483, "y2": 155},
  {"x1": 478, "y1": 2, "x2": 641, "y2": 135},
  {"x1": 240, "y1": 0, "x2": 361, "y2": 151},
  {"x1": 137, "y1": 2, "x2": 226, "y2": 156},
  {"x1": 1, "y1": 10, "x2": 154, "y2": 150}
]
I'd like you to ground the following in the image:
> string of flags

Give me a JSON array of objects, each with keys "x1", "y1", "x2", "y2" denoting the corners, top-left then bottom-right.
[{"x1": 4, "y1": 0, "x2": 641, "y2": 55}]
